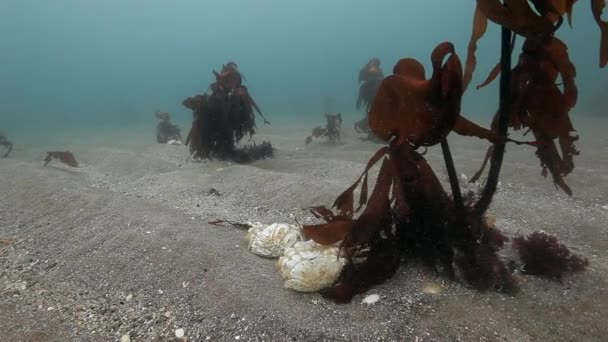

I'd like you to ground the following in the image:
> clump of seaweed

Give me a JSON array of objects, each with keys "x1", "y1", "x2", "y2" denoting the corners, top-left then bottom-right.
[
  {"x1": 0, "y1": 134, "x2": 13, "y2": 158},
  {"x1": 305, "y1": 113, "x2": 342, "y2": 145},
  {"x1": 299, "y1": 1, "x2": 599, "y2": 302},
  {"x1": 513, "y1": 231, "x2": 589, "y2": 281},
  {"x1": 43, "y1": 151, "x2": 79, "y2": 168},
  {"x1": 155, "y1": 111, "x2": 182, "y2": 144},
  {"x1": 182, "y1": 62, "x2": 272, "y2": 163},
  {"x1": 355, "y1": 58, "x2": 384, "y2": 136},
  {"x1": 231, "y1": 141, "x2": 274, "y2": 164}
]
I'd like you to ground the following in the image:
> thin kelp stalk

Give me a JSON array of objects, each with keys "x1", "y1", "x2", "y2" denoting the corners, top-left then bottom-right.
[
  {"x1": 440, "y1": 138, "x2": 464, "y2": 214},
  {"x1": 474, "y1": 11, "x2": 512, "y2": 217}
]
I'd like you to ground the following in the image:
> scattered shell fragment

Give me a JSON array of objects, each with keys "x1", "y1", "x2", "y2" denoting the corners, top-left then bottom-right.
[
  {"x1": 277, "y1": 240, "x2": 346, "y2": 292},
  {"x1": 459, "y1": 173, "x2": 469, "y2": 182},
  {"x1": 422, "y1": 282, "x2": 443, "y2": 295},
  {"x1": 362, "y1": 294, "x2": 380, "y2": 304},
  {"x1": 125, "y1": 294, "x2": 133, "y2": 301},
  {"x1": 247, "y1": 223, "x2": 301, "y2": 258},
  {"x1": 175, "y1": 328, "x2": 185, "y2": 338},
  {"x1": 483, "y1": 216, "x2": 497, "y2": 229},
  {"x1": 120, "y1": 334, "x2": 131, "y2": 342}
]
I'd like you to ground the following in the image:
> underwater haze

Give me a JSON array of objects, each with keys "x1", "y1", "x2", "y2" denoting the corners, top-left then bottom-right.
[{"x1": 0, "y1": 0, "x2": 606, "y2": 135}]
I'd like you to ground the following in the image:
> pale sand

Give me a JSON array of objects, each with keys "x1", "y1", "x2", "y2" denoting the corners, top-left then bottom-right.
[{"x1": 0, "y1": 116, "x2": 607, "y2": 341}]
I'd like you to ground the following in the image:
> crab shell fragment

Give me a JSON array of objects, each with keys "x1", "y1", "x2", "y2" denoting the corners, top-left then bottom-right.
[
  {"x1": 277, "y1": 240, "x2": 346, "y2": 292},
  {"x1": 246, "y1": 223, "x2": 301, "y2": 258}
]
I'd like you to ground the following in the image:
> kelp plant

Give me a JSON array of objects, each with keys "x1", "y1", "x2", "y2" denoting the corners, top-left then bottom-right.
[
  {"x1": 354, "y1": 58, "x2": 384, "y2": 136},
  {"x1": 155, "y1": 111, "x2": 182, "y2": 144},
  {"x1": 0, "y1": 134, "x2": 13, "y2": 158},
  {"x1": 305, "y1": 113, "x2": 343, "y2": 145},
  {"x1": 301, "y1": 0, "x2": 597, "y2": 303},
  {"x1": 182, "y1": 62, "x2": 273, "y2": 164}
]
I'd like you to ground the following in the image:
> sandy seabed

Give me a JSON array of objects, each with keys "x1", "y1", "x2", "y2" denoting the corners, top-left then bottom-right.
[{"x1": 1, "y1": 116, "x2": 607, "y2": 341}]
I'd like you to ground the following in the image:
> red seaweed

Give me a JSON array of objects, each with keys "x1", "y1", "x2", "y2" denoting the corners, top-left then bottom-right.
[{"x1": 513, "y1": 231, "x2": 589, "y2": 281}]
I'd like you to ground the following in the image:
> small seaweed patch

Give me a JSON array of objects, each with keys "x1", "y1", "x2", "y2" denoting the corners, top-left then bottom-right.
[{"x1": 513, "y1": 231, "x2": 589, "y2": 281}]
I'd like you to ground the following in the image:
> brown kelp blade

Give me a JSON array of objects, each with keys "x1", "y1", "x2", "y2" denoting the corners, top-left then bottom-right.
[
  {"x1": 44, "y1": 151, "x2": 79, "y2": 168},
  {"x1": 331, "y1": 146, "x2": 389, "y2": 216},
  {"x1": 476, "y1": 34, "x2": 516, "y2": 90},
  {"x1": 393, "y1": 58, "x2": 426, "y2": 79},
  {"x1": 477, "y1": 0, "x2": 556, "y2": 38},
  {"x1": 453, "y1": 116, "x2": 536, "y2": 146},
  {"x1": 303, "y1": 221, "x2": 354, "y2": 245},
  {"x1": 464, "y1": 4, "x2": 489, "y2": 91},
  {"x1": 370, "y1": 42, "x2": 463, "y2": 147},
  {"x1": 592, "y1": 0, "x2": 608, "y2": 67},
  {"x1": 529, "y1": 0, "x2": 578, "y2": 25},
  {"x1": 538, "y1": 37, "x2": 578, "y2": 108},
  {"x1": 345, "y1": 158, "x2": 395, "y2": 247}
]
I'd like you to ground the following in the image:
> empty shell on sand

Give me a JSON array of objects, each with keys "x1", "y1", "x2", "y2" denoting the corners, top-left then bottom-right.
[
  {"x1": 362, "y1": 294, "x2": 380, "y2": 304},
  {"x1": 246, "y1": 223, "x2": 301, "y2": 258},
  {"x1": 277, "y1": 240, "x2": 346, "y2": 292},
  {"x1": 422, "y1": 282, "x2": 443, "y2": 295}
]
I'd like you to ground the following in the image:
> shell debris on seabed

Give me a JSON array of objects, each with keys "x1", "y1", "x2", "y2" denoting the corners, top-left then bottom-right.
[
  {"x1": 246, "y1": 223, "x2": 301, "y2": 258},
  {"x1": 277, "y1": 240, "x2": 346, "y2": 292}
]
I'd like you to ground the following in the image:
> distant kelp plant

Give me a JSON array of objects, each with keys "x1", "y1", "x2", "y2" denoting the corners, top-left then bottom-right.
[
  {"x1": 354, "y1": 58, "x2": 384, "y2": 137},
  {"x1": 155, "y1": 111, "x2": 182, "y2": 144},
  {"x1": 0, "y1": 133, "x2": 12, "y2": 158},
  {"x1": 305, "y1": 113, "x2": 343, "y2": 145},
  {"x1": 182, "y1": 62, "x2": 273, "y2": 163},
  {"x1": 300, "y1": 0, "x2": 596, "y2": 303}
]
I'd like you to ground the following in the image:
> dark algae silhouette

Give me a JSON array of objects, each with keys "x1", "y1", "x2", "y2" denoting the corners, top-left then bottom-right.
[
  {"x1": 155, "y1": 111, "x2": 182, "y2": 144},
  {"x1": 305, "y1": 113, "x2": 343, "y2": 145},
  {"x1": 182, "y1": 62, "x2": 273, "y2": 163},
  {"x1": 0, "y1": 134, "x2": 12, "y2": 158},
  {"x1": 355, "y1": 58, "x2": 384, "y2": 136},
  {"x1": 299, "y1": 0, "x2": 595, "y2": 303}
]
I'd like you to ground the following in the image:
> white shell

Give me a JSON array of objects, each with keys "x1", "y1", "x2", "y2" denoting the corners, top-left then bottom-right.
[
  {"x1": 246, "y1": 223, "x2": 301, "y2": 258},
  {"x1": 361, "y1": 294, "x2": 380, "y2": 304},
  {"x1": 167, "y1": 139, "x2": 182, "y2": 145},
  {"x1": 277, "y1": 240, "x2": 346, "y2": 292}
]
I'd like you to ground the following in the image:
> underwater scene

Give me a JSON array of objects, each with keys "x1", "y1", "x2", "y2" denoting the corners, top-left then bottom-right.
[{"x1": 1, "y1": 0, "x2": 608, "y2": 340}]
